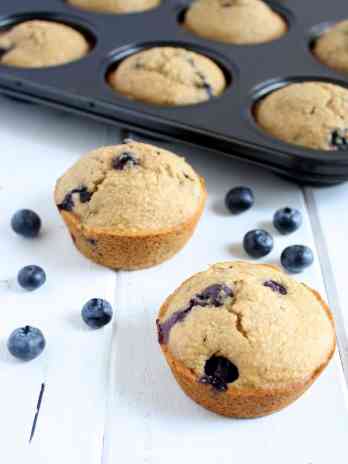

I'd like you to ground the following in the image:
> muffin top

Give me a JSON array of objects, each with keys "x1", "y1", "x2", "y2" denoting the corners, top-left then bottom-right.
[
  {"x1": 55, "y1": 141, "x2": 205, "y2": 233},
  {"x1": 157, "y1": 261, "x2": 335, "y2": 390},
  {"x1": 256, "y1": 82, "x2": 348, "y2": 151},
  {"x1": 66, "y1": 0, "x2": 160, "y2": 13},
  {"x1": 0, "y1": 20, "x2": 89, "y2": 68},
  {"x1": 108, "y1": 47, "x2": 226, "y2": 106},
  {"x1": 314, "y1": 20, "x2": 348, "y2": 75},
  {"x1": 184, "y1": 0, "x2": 287, "y2": 45}
]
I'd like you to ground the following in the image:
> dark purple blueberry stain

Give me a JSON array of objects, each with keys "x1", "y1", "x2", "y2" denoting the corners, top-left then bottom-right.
[
  {"x1": 263, "y1": 280, "x2": 287, "y2": 295},
  {"x1": 187, "y1": 58, "x2": 213, "y2": 99},
  {"x1": 330, "y1": 129, "x2": 348, "y2": 150},
  {"x1": 57, "y1": 186, "x2": 92, "y2": 212},
  {"x1": 199, "y1": 355, "x2": 239, "y2": 392},
  {"x1": 157, "y1": 284, "x2": 233, "y2": 344},
  {"x1": 112, "y1": 152, "x2": 139, "y2": 170},
  {"x1": 134, "y1": 60, "x2": 145, "y2": 70},
  {"x1": 0, "y1": 45, "x2": 13, "y2": 58},
  {"x1": 87, "y1": 238, "x2": 97, "y2": 246}
]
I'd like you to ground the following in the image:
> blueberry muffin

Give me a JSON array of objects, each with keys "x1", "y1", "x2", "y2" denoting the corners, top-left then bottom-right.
[
  {"x1": 314, "y1": 20, "x2": 348, "y2": 76},
  {"x1": 54, "y1": 141, "x2": 206, "y2": 270},
  {"x1": 184, "y1": 0, "x2": 287, "y2": 45},
  {"x1": 157, "y1": 261, "x2": 335, "y2": 418},
  {"x1": 108, "y1": 47, "x2": 226, "y2": 106},
  {"x1": 0, "y1": 20, "x2": 89, "y2": 68},
  {"x1": 67, "y1": 0, "x2": 160, "y2": 13},
  {"x1": 255, "y1": 82, "x2": 348, "y2": 151}
]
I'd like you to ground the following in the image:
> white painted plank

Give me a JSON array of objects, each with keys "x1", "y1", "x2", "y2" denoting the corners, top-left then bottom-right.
[
  {"x1": 103, "y1": 144, "x2": 348, "y2": 464},
  {"x1": 0, "y1": 97, "x2": 116, "y2": 463},
  {"x1": 310, "y1": 184, "x2": 348, "y2": 339}
]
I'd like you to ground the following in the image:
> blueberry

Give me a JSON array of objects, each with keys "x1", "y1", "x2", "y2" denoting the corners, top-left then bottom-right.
[
  {"x1": 81, "y1": 298, "x2": 113, "y2": 329},
  {"x1": 263, "y1": 280, "x2": 287, "y2": 295},
  {"x1": 199, "y1": 355, "x2": 239, "y2": 392},
  {"x1": 17, "y1": 265, "x2": 46, "y2": 291},
  {"x1": 243, "y1": 229, "x2": 273, "y2": 258},
  {"x1": 11, "y1": 209, "x2": 41, "y2": 238},
  {"x1": 330, "y1": 129, "x2": 348, "y2": 150},
  {"x1": 281, "y1": 245, "x2": 314, "y2": 273},
  {"x1": 225, "y1": 186, "x2": 254, "y2": 214},
  {"x1": 7, "y1": 326, "x2": 46, "y2": 361},
  {"x1": 273, "y1": 207, "x2": 302, "y2": 235},
  {"x1": 112, "y1": 152, "x2": 139, "y2": 170},
  {"x1": 57, "y1": 186, "x2": 92, "y2": 212},
  {"x1": 156, "y1": 284, "x2": 233, "y2": 344}
]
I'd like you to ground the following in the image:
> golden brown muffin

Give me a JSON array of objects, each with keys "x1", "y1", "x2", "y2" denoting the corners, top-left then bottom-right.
[
  {"x1": 0, "y1": 20, "x2": 89, "y2": 68},
  {"x1": 255, "y1": 82, "x2": 348, "y2": 151},
  {"x1": 184, "y1": 0, "x2": 287, "y2": 45},
  {"x1": 108, "y1": 46, "x2": 226, "y2": 106},
  {"x1": 66, "y1": 0, "x2": 160, "y2": 13},
  {"x1": 314, "y1": 20, "x2": 348, "y2": 76},
  {"x1": 157, "y1": 261, "x2": 335, "y2": 418},
  {"x1": 54, "y1": 141, "x2": 206, "y2": 270}
]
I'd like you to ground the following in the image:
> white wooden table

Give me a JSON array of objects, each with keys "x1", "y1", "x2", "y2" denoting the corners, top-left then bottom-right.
[{"x1": 0, "y1": 96, "x2": 347, "y2": 463}]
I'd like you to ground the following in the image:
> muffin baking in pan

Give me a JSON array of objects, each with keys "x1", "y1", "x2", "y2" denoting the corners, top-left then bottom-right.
[{"x1": 1, "y1": 0, "x2": 348, "y2": 184}]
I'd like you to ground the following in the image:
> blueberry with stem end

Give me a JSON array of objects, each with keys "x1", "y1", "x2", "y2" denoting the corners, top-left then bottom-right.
[
  {"x1": 273, "y1": 207, "x2": 302, "y2": 235},
  {"x1": 7, "y1": 326, "x2": 46, "y2": 361}
]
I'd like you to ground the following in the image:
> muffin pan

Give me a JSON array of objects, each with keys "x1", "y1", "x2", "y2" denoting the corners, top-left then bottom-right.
[{"x1": 1, "y1": 0, "x2": 348, "y2": 184}]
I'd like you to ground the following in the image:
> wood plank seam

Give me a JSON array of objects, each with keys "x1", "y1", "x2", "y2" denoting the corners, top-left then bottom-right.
[{"x1": 303, "y1": 186, "x2": 348, "y2": 388}]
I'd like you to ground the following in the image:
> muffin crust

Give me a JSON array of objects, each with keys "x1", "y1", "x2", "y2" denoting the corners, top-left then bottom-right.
[
  {"x1": 157, "y1": 261, "x2": 335, "y2": 417},
  {"x1": 55, "y1": 141, "x2": 206, "y2": 269},
  {"x1": 256, "y1": 82, "x2": 348, "y2": 151},
  {"x1": 184, "y1": 0, "x2": 287, "y2": 45},
  {"x1": 0, "y1": 20, "x2": 89, "y2": 68},
  {"x1": 67, "y1": 0, "x2": 160, "y2": 14},
  {"x1": 108, "y1": 47, "x2": 226, "y2": 106}
]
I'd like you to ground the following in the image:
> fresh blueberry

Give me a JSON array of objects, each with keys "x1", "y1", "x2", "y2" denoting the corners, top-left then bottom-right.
[
  {"x1": 81, "y1": 298, "x2": 113, "y2": 329},
  {"x1": 281, "y1": 245, "x2": 314, "y2": 273},
  {"x1": 273, "y1": 207, "x2": 302, "y2": 235},
  {"x1": 11, "y1": 209, "x2": 41, "y2": 238},
  {"x1": 199, "y1": 355, "x2": 239, "y2": 392},
  {"x1": 243, "y1": 229, "x2": 273, "y2": 258},
  {"x1": 225, "y1": 186, "x2": 254, "y2": 214},
  {"x1": 17, "y1": 265, "x2": 46, "y2": 291},
  {"x1": 7, "y1": 326, "x2": 46, "y2": 361}
]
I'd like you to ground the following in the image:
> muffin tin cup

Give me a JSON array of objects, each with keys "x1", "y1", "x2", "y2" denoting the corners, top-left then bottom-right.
[{"x1": 1, "y1": 0, "x2": 348, "y2": 184}]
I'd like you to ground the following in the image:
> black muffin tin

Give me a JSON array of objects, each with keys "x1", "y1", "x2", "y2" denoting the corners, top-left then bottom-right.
[{"x1": 1, "y1": 0, "x2": 348, "y2": 184}]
